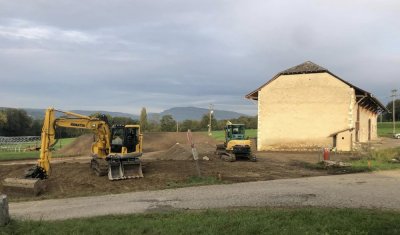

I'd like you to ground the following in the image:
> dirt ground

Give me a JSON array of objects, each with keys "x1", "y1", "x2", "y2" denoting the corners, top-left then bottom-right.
[{"x1": 0, "y1": 132, "x2": 354, "y2": 201}]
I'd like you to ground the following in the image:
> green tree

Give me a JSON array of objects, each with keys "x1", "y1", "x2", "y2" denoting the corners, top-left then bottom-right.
[
  {"x1": 147, "y1": 120, "x2": 160, "y2": 132},
  {"x1": 200, "y1": 114, "x2": 217, "y2": 131},
  {"x1": 90, "y1": 112, "x2": 113, "y2": 125},
  {"x1": 160, "y1": 115, "x2": 176, "y2": 132},
  {"x1": 384, "y1": 99, "x2": 400, "y2": 122},
  {"x1": 216, "y1": 120, "x2": 227, "y2": 130},
  {"x1": 0, "y1": 111, "x2": 6, "y2": 126},
  {"x1": 140, "y1": 107, "x2": 148, "y2": 132},
  {"x1": 28, "y1": 119, "x2": 43, "y2": 136},
  {"x1": 180, "y1": 119, "x2": 200, "y2": 132},
  {"x1": 0, "y1": 110, "x2": 7, "y2": 135},
  {"x1": 1, "y1": 108, "x2": 33, "y2": 136},
  {"x1": 112, "y1": 117, "x2": 138, "y2": 125}
]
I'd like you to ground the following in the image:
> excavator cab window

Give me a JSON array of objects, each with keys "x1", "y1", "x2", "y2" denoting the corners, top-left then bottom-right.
[
  {"x1": 226, "y1": 124, "x2": 245, "y2": 141},
  {"x1": 124, "y1": 127, "x2": 138, "y2": 153},
  {"x1": 111, "y1": 127, "x2": 124, "y2": 153},
  {"x1": 111, "y1": 126, "x2": 139, "y2": 153}
]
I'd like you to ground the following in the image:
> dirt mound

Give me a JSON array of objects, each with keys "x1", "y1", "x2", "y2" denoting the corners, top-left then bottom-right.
[
  {"x1": 56, "y1": 132, "x2": 219, "y2": 157},
  {"x1": 57, "y1": 134, "x2": 94, "y2": 156},
  {"x1": 162, "y1": 143, "x2": 193, "y2": 160},
  {"x1": 152, "y1": 142, "x2": 217, "y2": 161},
  {"x1": 143, "y1": 132, "x2": 218, "y2": 152}
]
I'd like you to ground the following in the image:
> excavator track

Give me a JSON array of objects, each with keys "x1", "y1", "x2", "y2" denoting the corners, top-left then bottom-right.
[{"x1": 90, "y1": 157, "x2": 109, "y2": 176}]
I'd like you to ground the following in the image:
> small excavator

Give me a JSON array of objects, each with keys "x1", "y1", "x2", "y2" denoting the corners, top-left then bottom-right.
[
  {"x1": 3, "y1": 108, "x2": 143, "y2": 195},
  {"x1": 216, "y1": 121, "x2": 256, "y2": 162}
]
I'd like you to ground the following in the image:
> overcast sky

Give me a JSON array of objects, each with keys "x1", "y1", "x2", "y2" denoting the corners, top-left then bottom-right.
[{"x1": 0, "y1": 0, "x2": 399, "y2": 115}]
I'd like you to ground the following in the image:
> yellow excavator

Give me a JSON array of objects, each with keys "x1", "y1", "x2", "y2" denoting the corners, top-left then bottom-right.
[
  {"x1": 3, "y1": 108, "x2": 143, "y2": 195},
  {"x1": 216, "y1": 121, "x2": 256, "y2": 162}
]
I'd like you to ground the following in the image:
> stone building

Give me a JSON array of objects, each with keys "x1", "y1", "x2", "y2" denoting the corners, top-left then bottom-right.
[{"x1": 246, "y1": 61, "x2": 387, "y2": 151}]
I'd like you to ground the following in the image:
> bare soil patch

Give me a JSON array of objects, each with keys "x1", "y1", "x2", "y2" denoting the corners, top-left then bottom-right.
[
  {"x1": 57, "y1": 134, "x2": 94, "y2": 156},
  {"x1": 0, "y1": 132, "x2": 330, "y2": 201}
]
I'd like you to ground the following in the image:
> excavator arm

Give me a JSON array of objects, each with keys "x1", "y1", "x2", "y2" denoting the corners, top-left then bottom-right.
[
  {"x1": 4, "y1": 107, "x2": 143, "y2": 196},
  {"x1": 25, "y1": 108, "x2": 112, "y2": 179}
]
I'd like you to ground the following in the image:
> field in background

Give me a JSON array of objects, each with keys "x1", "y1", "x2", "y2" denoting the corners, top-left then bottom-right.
[
  {"x1": 3, "y1": 208, "x2": 400, "y2": 235},
  {"x1": 378, "y1": 122, "x2": 400, "y2": 137},
  {"x1": 210, "y1": 129, "x2": 257, "y2": 141},
  {"x1": 210, "y1": 124, "x2": 397, "y2": 140},
  {"x1": 0, "y1": 122, "x2": 397, "y2": 161},
  {"x1": 0, "y1": 138, "x2": 76, "y2": 161}
]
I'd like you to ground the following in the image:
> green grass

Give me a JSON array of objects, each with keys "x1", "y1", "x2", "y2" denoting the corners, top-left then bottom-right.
[
  {"x1": 0, "y1": 137, "x2": 76, "y2": 161},
  {"x1": 52, "y1": 137, "x2": 76, "y2": 150},
  {"x1": 2, "y1": 208, "x2": 400, "y2": 235},
  {"x1": 210, "y1": 129, "x2": 257, "y2": 141},
  {"x1": 350, "y1": 147, "x2": 400, "y2": 171},
  {"x1": 208, "y1": 123, "x2": 396, "y2": 140},
  {"x1": 378, "y1": 122, "x2": 400, "y2": 137},
  {"x1": 302, "y1": 147, "x2": 400, "y2": 174}
]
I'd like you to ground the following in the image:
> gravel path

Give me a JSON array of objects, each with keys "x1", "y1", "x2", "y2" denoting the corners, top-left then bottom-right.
[{"x1": 9, "y1": 170, "x2": 400, "y2": 220}]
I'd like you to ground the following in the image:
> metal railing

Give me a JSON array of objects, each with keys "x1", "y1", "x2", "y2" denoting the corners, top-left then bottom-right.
[{"x1": 0, "y1": 136, "x2": 41, "y2": 152}]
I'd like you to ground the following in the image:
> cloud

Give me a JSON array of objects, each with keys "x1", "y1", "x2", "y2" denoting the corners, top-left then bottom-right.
[
  {"x1": 0, "y1": 19, "x2": 96, "y2": 43},
  {"x1": 0, "y1": 0, "x2": 399, "y2": 114}
]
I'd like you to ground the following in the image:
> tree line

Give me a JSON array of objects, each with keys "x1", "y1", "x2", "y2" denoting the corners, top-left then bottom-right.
[
  {"x1": 0, "y1": 107, "x2": 257, "y2": 137},
  {"x1": 2, "y1": 99, "x2": 399, "y2": 137},
  {"x1": 0, "y1": 108, "x2": 139, "y2": 137},
  {"x1": 382, "y1": 99, "x2": 400, "y2": 122},
  {"x1": 139, "y1": 107, "x2": 257, "y2": 132}
]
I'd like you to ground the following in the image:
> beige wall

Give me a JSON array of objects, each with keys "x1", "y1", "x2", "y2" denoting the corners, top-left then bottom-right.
[
  {"x1": 356, "y1": 105, "x2": 378, "y2": 143},
  {"x1": 257, "y1": 72, "x2": 355, "y2": 151}
]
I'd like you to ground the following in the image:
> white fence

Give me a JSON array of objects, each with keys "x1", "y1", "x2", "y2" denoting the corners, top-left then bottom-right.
[{"x1": 0, "y1": 136, "x2": 41, "y2": 152}]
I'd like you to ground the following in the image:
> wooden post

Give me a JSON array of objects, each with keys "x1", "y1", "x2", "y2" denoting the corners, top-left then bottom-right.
[
  {"x1": 187, "y1": 130, "x2": 201, "y2": 177},
  {"x1": 392, "y1": 89, "x2": 397, "y2": 134},
  {"x1": 0, "y1": 195, "x2": 10, "y2": 226}
]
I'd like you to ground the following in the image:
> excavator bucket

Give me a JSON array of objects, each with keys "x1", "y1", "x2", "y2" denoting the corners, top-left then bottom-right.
[
  {"x1": 2, "y1": 178, "x2": 47, "y2": 196},
  {"x1": 121, "y1": 158, "x2": 143, "y2": 179},
  {"x1": 108, "y1": 160, "x2": 124, "y2": 180},
  {"x1": 107, "y1": 156, "x2": 143, "y2": 180}
]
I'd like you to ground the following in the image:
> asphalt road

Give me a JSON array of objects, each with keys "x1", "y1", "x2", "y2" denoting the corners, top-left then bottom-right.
[{"x1": 9, "y1": 170, "x2": 400, "y2": 221}]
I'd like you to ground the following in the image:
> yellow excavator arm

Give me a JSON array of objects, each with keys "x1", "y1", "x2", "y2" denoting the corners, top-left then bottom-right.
[
  {"x1": 29, "y1": 107, "x2": 112, "y2": 179},
  {"x1": 4, "y1": 107, "x2": 143, "y2": 196}
]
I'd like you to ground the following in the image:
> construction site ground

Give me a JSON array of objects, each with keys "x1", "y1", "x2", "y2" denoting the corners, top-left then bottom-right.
[{"x1": 0, "y1": 132, "x2": 380, "y2": 201}]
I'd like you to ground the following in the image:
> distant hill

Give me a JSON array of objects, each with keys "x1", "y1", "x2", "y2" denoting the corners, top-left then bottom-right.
[
  {"x1": 154, "y1": 107, "x2": 248, "y2": 121},
  {"x1": 1, "y1": 107, "x2": 249, "y2": 121},
  {"x1": 0, "y1": 108, "x2": 138, "y2": 120}
]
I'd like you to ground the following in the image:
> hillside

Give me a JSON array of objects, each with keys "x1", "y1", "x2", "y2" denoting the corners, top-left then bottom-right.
[
  {"x1": 1, "y1": 107, "x2": 249, "y2": 121},
  {"x1": 156, "y1": 107, "x2": 247, "y2": 121},
  {"x1": 20, "y1": 108, "x2": 139, "y2": 120}
]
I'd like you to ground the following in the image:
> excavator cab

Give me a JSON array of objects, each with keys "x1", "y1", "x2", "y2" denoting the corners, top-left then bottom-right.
[
  {"x1": 216, "y1": 121, "x2": 256, "y2": 162},
  {"x1": 105, "y1": 125, "x2": 143, "y2": 180},
  {"x1": 226, "y1": 124, "x2": 246, "y2": 142},
  {"x1": 110, "y1": 125, "x2": 139, "y2": 153}
]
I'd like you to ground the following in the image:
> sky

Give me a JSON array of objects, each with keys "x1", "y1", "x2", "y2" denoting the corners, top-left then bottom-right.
[{"x1": 0, "y1": 0, "x2": 399, "y2": 115}]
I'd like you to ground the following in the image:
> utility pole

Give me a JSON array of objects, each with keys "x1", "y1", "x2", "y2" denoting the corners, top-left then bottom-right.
[
  {"x1": 208, "y1": 104, "x2": 214, "y2": 136},
  {"x1": 391, "y1": 89, "x2": 398, "y2": 134}
]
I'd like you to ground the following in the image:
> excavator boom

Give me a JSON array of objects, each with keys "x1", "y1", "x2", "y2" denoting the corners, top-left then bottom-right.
[{"x1": 3, "y1": 107, "x2": 143, "y2": 196}]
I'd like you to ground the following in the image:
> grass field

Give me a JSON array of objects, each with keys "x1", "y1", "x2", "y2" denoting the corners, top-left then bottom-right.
[
  {"x1": 209, "y1": 123, "x2": 397, "y2": 140},
  {"x1": 2, "y1": 208, "x2": 400, "y2": 235},
  {"x1": 210, "y1": 129, "x2": 257, "y2": 141},
  {"x1": 350, "y1": 147, "x2": 400, "y2": 171},
  {"x1": 378, "y1": 122, "x2": 400, "y2": 137},
  {"x1": 0, "y1": 138, "x2": 76, "y2": 161}
]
